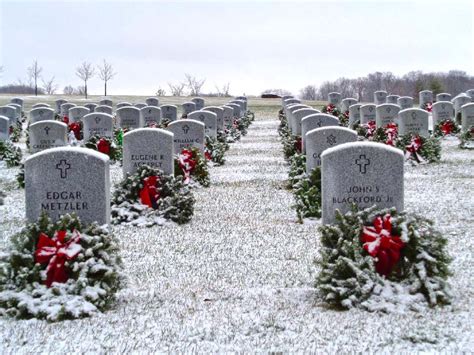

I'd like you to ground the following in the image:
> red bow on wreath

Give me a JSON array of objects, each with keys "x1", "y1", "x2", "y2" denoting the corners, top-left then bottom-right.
[
  {"x1": 35, "y1": 230, "x2": 82, "y2": 287},
  {"x1": 361, "y1": 214, "x2": 405, "y2": 277},
  {"x1": 385, "y1": 123, "x2": 398, "y2": 146},
  {"x1": 405, "y1": 135, "x2": 424, "y2": 163},
  {"x1": 440, "y1": 120, "x2": 455, "y2": 136},
  {"x1": 325, "y1": 104, "x2": 336, "y2": 114},
  {"x1": 178, "y1": 149, "x2": 197, "y2": 183},
  {"x1": 62, "y1": 116, "x2": 69, "y2": 124},
  {"x1": 139, "y1": 175, "x2": 160, "y2": 208},
  {"x1": 364, "y1": 120, "x2": 377, "y2": 138},
  {"x1": 97, "y1": 138, "x2": 110, "y2": 155},
  {"x1": 204, "y1": 150, "x2": 212, "y2": 161},
  {"x1": 68, "y1": 122, "x2": 81, "y2": 140},
  {"x1": 294, "y1": 136, "x2": 302, "y2": 153},
  {"x1": 425, "y1": 102, "x2": 433, "y2": 112}
]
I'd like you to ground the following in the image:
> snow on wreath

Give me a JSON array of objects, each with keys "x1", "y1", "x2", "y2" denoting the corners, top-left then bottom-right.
[
  {"x1": 0, "y1": 213, "x2": 123, "y2": 321},
  {"x1": 316, "y1": 206, "x2": 451, "y2": 313}
]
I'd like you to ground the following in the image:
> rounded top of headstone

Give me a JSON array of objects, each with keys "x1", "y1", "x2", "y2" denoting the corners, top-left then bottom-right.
[
  {"x1": 360, "y1": 103, "x2": 376, "y2": 109},
  {"x1": 29, "y1": 120, "x2": 67, "y2": 129},
  {"x1": 306, "y1": 125, "x2": 357, "y2": 137},
  {"x1": 321, "y1": 141, "x2": 403, "y2": 160},
  {"x1": 83, "y1": 112, "x2": 114, "y2": 120},
  {"x1": 349, "y1": 103, "x2": 362, "y2": 110},
  {"x1": 376, "y1": 103, "x2": 400, "y2": 109},
  {"x1": 432, "y1": 101, "x2": 453, "y2": 108},
  {"x1": 461, "y1": 102, "x2": 474, "y2": 109},
  {"x1": 301, "y1": 113, "x2": 340, "y2": 122},
  {"x1": 419, "y1": 90, "x2": 433, "y2": 94},
  {"x1": 203, "y1": 106, "x2": 224, "y2": 111},
  {"x1": 168, "y1": 118, "x2": 205, "y2": 128},
  {"x1": 25, "y1": 146, "x2": 110, "y2": 164},
  {"x1": 116, "y1": 106, "x2": 140, "y2": 112},
  {"x1": 399, "y1": 107, "x2": 429, "y2": 118},
  {"x1": 123, "y1": 127, "x2": 173, "y2": 139}
]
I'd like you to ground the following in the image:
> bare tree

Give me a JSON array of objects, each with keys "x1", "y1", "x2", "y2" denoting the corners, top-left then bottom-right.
[
  {"x1": 155, "y1": 87, "x2": 166, "y2": 96},
  {"x1": 27, "y1": 60, "x2": 43, "y2": 96},
  {"x1": 168, "y1": 82, "x2": 186, "y2": 96},
  {"x1": 299, "y1": 85, "x2": 317, "y2": 100},
  {"x1": 215, "y1": 83, "x2": 231, "y2": 97},
  {"x1": 184, "y1": 73, "x2": 206, "y2": 96},
  {"x1": 98, "y1": 59, "x2": 116, "y2": 96},
  {"x1": 76, "y1": 61, "x2": 95, "y2": 99},
  {"x1": 63, "y1": 85, "x2": 75, "y2": 95},
  {"x1": 42, "y1": 77, "x2": 57, "y2": 95}
]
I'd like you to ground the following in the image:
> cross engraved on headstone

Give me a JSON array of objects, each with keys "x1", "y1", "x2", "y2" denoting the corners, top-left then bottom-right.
[
  {"x1": 327, "y1": 134, "x2": 336, "y2": 146},
  {"x1": 387, "y1": 107, "x2": 391, "y2": 113},
  {"x1": 56, "y1": 159, "x2": 71, "y2": 178},
  {"x1": 95, "y1": 116, "x2": 101, "y2": 124},
  {"x1": 44, "y1": 126, "x2": 50, "y2": 135},
  {"x1": 355, "y1": 154, "x2": 370, "y2": 174},
  {"x1": 442, "y1": 104, "x2": 445, "y2": 109},
  {"x1": 411, "y1": 112, "x2": 417, "y2": 119},
  {"x1": 182, "y1": 125, "x2": 190, "y2": 134},
  {"x1": 39, "y1": 110, "x2": 43, "y2": 116},
  {"x1": 369, "y1": 106, "x2": 374, "y2": 112}
]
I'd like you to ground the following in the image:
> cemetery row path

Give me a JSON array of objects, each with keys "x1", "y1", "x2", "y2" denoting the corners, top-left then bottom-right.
[{"x1": 1, "y1": 116, "x2": 472, "y2": 352}]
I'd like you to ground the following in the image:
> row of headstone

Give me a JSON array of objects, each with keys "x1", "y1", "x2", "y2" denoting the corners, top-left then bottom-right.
[{"x1": 22, "y1": 95, "x2": 249, "y2": 226}]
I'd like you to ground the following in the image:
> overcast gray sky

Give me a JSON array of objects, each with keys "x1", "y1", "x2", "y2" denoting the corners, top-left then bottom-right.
[{"x1": 0, "y1": 0, "x2": 473, "y2": 96}]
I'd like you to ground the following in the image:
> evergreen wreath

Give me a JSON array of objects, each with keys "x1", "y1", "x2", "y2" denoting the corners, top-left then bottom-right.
[
  {"x1": 287, "y1": 153, "x2": 306, "y2": 189},
  {"x1": 459, "y1": 126, "x2": 474, "y2": 149},
  {"x1": 83, "y1": 135, "x2": 122, "y2": 162},
  {"x1": 338, "y1": 111, "x2": 350, "y2": 127},
  {"x1": 0, "y1": 213, "x2": 123, "y2": 321},
  {"x1": 111, "y1": 165, "x2": 195, "y2": 226},
  {"x1": 174, "y1": 147, "x2": 210, "y2": 187},
  {"x1": 321, "y1": 103, "x2": 341, "y2": 117},
  {"x1": 433, "y1": 119, "x2": 460, "y2": 138},
  {"x1": 16, "y1": 163, "x2": 25, "y2": 188},
  {"x1": 316, "y1": 206, "x2": 451, "y2": 312},
  {"x1": 0, "y1": 140, "x2": 22, "y2": 167},
  {"x1": 293, "y1": 167, "x2": 322, "y2": 222},
  {"x1": 205, "y1": 136, "x2": 227, "y2": 166},
  {"x1": 9, "y1": 122, "x2": 22, "y2": 143},
  {"x1": 396, "y1": 134, "x2": 441, "y2": 165}
]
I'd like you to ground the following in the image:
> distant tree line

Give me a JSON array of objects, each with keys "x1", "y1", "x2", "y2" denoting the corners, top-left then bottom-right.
[
  {"x1": 0, "y1": 59, "x2": 116, "y2": 97},
  {"x1": 299, "y1": 70, "x2": 474, "y2": 101}
]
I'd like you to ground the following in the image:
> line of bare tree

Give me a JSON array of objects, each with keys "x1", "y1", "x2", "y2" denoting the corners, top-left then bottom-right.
[
  {"x1": 0, "y1": 60, "x2": 116, "y2": 97},
  {"x1": 300, "y1": 70, "x2": 474, "y2": 102},
  {"x1": 166, "y1": 73, "x2": 231, "y2": 97}
]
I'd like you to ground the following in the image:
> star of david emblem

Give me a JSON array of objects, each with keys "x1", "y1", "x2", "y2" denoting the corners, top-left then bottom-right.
[{"x1": 327, "y1": 134, "x2": 336, "y2": 146}]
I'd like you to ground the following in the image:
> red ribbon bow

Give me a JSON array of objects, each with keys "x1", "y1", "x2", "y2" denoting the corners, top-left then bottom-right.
[
  {"x1": 69, "y1": 122, "x2": 81, "y2": 140},
  {"x1": 294, "y1": 136, "x2": 302, "y2": 153},
  {"x1": 364, "y1": 120, "x2": 377, "y2": 138},
  {"x1": 204, "y1": 150, "x2": 212, "y2": 161},
  {"x1": 35, "y1": 230, "x2": 82, "y2": 287},
  {"x1": 361, "y1": 214, "x2": 405, "y2": 277},
  {"x1": 139, "y1": 175, "x2": 160, "y2": 208},
  {"x1": 97, "y1": 138, "x2": 111, "y2": 155},
  {"x1": 178, "y1": 149, "x2": 197, "y2": 183},
  {"x1": 425, "y1": 102, "x2": 433, "y2": 112},
  {"x1": 384, "y1": 123, "x2": 398, "y2": 146},
  {"x1": 62, "y1": 116, "x2": 69, "y2": 124},
  {"x1": 405, "y1": 135, "x2": 424, "y2": 163},
  {"x1": 440, "y1": 120, "x2": 454, "y2": 136},
  {"x1": 325, "y1": 104, "x2": 336, "y2": 114}
]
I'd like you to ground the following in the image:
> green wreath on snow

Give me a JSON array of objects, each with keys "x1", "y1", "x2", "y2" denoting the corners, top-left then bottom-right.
[
  {"x1": 111, "y1": 165, "x2": 195, "y2": 226},
  {"x1": 317, "y1": 206, "x2": 451, "y2": 312},
  {"x1": 0, "y1": 213, "x2": 123, "y2": 321},
  {"x1": 0, "y1": 140, "x2": 22, "y2": 167}
]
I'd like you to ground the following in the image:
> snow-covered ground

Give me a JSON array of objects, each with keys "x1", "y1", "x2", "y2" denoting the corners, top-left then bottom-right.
[{"x1": 0, "y1": 116, "x2": 473, "y2": 352}]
